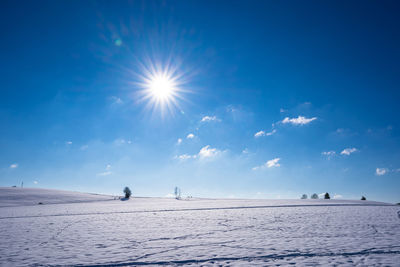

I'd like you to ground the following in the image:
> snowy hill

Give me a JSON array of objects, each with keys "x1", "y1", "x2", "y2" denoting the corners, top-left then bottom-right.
[
  {"x1": 0, "y1": 187, "x2": 114, "y2": 207},
  {"x1": 0, "y1": 188, "x2": 399, "y2": 266}
]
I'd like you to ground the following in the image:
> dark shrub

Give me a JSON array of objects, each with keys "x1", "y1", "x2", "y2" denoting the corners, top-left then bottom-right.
[
  {"x1": 301, "y1": 194, "x2": 308, "y2": 199},
  {"x1": 361, "y1": 196, "x2": 366, "y2": 200},
  {"x1": 324, "y1": 192, "x2": 330, "y2": 199},
  {"x1": 123, "y1": 187, "x2": 132, "y2": 199},
  {"x1": 311, "y1": 193, "x2": 319, "y2": 199}
]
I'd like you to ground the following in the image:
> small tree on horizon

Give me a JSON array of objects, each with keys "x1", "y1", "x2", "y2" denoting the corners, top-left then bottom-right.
[
  {"x1": 324, "y1": 192, "x2": 330, "y2": 199},
  {"x1": 361, "y1": 196, "x2": 366, "y2": 200},
  {"x1": 123, "y1": 187, "x2": 132, "y2": 199},
  {"x1": 311, "y1": 193, "x2": 319, "y2": 199},
  {"x1": 174, "y1": 186, "x2": 181, "y2": 200},
  {"x1": 301, "y1": 194, "x2": 308, "y2": 199}
]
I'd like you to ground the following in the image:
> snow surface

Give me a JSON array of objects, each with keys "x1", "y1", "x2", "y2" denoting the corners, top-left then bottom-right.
[{"x1": 0, "y1": 188, "x2": 399, "y2": 266}]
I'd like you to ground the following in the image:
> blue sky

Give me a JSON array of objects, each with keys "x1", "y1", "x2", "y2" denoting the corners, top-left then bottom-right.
[{"x1": 1, "y1": 0, "x2": 400, "y2": 202}]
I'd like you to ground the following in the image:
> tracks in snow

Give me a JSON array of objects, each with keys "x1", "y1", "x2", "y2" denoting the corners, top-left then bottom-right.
[
  {"x1": 0, "y1": 203, "x2": 395, "y2": 220},
  {"x1": 70, "y1": 247, "x2": 400, "y2": 266}
]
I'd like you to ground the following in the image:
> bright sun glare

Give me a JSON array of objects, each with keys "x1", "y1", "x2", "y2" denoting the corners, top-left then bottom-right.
[
  {"x1": 149, "y1": 75, "x2": 175, "y2": 100},
  {"x1": 137, "y1": 61, "x2": 186, "y2": 116}
]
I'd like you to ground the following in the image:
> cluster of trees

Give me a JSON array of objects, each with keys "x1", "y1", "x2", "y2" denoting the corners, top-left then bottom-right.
[
  {"x1": 301, "y1": 193, "x2": 367, "y2": 200},
  {"x1": 301, "y1": 193, "x2": 328, "y2": 199}
]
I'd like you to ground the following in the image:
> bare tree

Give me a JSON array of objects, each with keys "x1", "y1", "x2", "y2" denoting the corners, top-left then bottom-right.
[
  {"x1": 301, "y1": 194, "x2": 308, "y2": 199},
  {"x1": 311, "y1": 193, "x2": 319, "y2": 199},
  {"x1": 174, "y1": 186, "x2": 181, "y2": 200}
]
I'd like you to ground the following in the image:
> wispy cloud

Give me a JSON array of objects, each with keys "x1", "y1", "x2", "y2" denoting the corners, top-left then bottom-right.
[
  {"x1": 198, "y1": 145, "x2": 220, "y2": 159},
  {"x1": 321, "y1": 151, "x2": 336, "y2": 159},
  {"x1": 114, "y1": 138, "x2": 131, "y2": 146},
  {"x1": 186, "y1": 133, "x2": 195, "y2": 139},
  {"x1": 177, "y1": 138, "x2": 182, "y2": 145},
  {"x1": 376, "y1": 168, "x2": 388, "y2": 176},
  {"x1": 282, "y1": 116, "x2": 317, "y2": 125},
  {"x1": 97, "y1": 164, "x2": 112, "y2": 176},
  {"x1": 66, "y1": 141, "x2": 72, "y2": 145},
  {"x1": 201, "y1": 115, "x2": 219, "y2": 122},
  {"x1": 176, "y1": 154, "x2": 195, "y2": 160},
  {"x1": 110, "y1": 96, "x2": 123, "y2": 105},
  {"x1": 252, "y1": 158, "x2": 281, "y2": 170},
  {"x1": 175, "y1": 145, "x2": 221, "y2": 161},
  {"x1": 10, "y1": 163, "x2": 18, "y2": 169},
  {"x1": 340, "y1": 148, "x2": 357, "y2": 156},
  {"x1": 254, "y1": 129, "x2": 276, "y2": 138},
  {"x1": 33, "y1": 181, "x2": 38, "y2": 184}
]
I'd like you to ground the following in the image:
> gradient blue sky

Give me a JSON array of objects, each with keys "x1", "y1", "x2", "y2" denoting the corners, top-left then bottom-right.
[{"x1": 1, "y1": 0, "x2": 400, "y2": 202}]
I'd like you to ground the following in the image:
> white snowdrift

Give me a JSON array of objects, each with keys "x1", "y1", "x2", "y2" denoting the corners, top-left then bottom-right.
[
  {"x1": 0, "y1": 187, "x2": 114, "y2": 207},
  {"x1": 0, "y1": 188, "x2": 399, "y2": 266}
]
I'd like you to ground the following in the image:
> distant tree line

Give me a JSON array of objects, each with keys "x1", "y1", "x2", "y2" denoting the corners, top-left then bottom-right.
[{"x1": 301, "y1": 192, "x2": 367, "y2": 200}]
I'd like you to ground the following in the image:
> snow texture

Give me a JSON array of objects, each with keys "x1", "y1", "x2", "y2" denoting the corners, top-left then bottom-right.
[{"x1": 0, "y1": 187, "x2": 399, "y2": 266}]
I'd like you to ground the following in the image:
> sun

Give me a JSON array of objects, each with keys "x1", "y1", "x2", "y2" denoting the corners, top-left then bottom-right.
[
  {"x1": 136, "y1": 60, "x2": 187, "y2": 116},
  {"x1": 148, "y1": 74, "x2": 175, "y2": 101}
]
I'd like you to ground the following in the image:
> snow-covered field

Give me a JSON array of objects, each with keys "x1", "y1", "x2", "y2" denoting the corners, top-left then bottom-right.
[{"x1": 0, "y1": 188, "x2": 399, "y2": 266}]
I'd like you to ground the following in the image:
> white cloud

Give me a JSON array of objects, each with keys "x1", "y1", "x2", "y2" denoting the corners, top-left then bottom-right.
[
  {"x1": 198, "y1": 145, "x2": 220, "y2": 159},
  {"x1": 10, "y1": 163, "x2": 18, "y2": 169},
  {"x1": 252, "y1": 158, "x2": 281, "y2": 170},
  {"x1": 282, "y1": 116, "x2": 317, "y2": 125},
  {"x1": 322, "y1": 151, "x2": 336, "y2": 156},
  {"x1": 254, "y1": 131, "x2": 265, "y2": 137},
  {"x1": 186, "y1": 133, "x2": 195, "y2": 139},
  {"x1": 201, "y1": 116, "x2": 219, "y2": 122},
  {"x1": 266, "y1": 158, "x2": 281, "y2": 168},
  {"x1": 66, "y1": 141, "x2": 72, "y2": 145},
  {"x1": 177, "y1": 138, "x2": 182, "y2": 145},
  {"x1": 376, "y1": 168, "x2": 388, "y2": 176},
  {"x1": 340, "y1": 148, "x2": 357, "y2": 155},
  {"x1": 242, "y1": 148, "x2": 249, "y2": 154},
  {"x1": 322, "y1": 151, "x2": 336, "y2": 159},
  {"x1": 280, "y1": 108, "x2": 287, "y2": 113},
  {"x1": 175, "y1": 145, "x2": 221, "y2": 161},
  {"x1": 176, "y1": 154, "x2": 196, "y2": 160},
  {"x1": 97, "y1": 164, "x2": 112, "y2": 176},
  {"x1": 33, "y1": 181, "x2": 38, "y2": 184},
  {"x1": 80, "y1": 145, "x2": 89, "y2": 150},
  {"x1": 254, "y1": 129, "x2": 276, "y2": 138}
]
